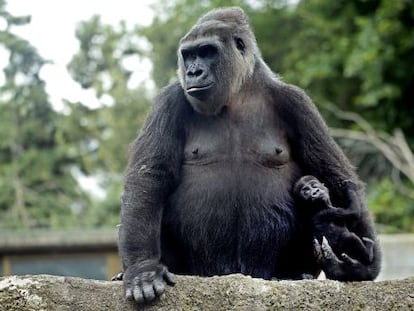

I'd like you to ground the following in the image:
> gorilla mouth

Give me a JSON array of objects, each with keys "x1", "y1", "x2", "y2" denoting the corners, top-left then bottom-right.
[{"x1": 186, "y1": 84, "x2": 214, "y2": 99}]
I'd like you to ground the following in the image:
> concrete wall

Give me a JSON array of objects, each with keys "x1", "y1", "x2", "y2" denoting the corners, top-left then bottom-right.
[
  {"x1": 1, "y1": 274, "x2": 414, "y2": 310},
  {"x1": 377, "y1": 234, "x2": 414, "y2": 281}
]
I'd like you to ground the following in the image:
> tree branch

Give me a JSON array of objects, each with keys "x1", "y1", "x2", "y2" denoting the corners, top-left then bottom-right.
[{"x1": 324, "y1": 104, "x2": 414, "y2": 197}]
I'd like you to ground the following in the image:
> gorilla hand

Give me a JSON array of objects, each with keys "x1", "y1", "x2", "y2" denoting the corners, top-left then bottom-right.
[
  {"x1": 123, "y1": 261, "x2": 176, "y2": 303},
  {"x1": 314, "y1": 236, "x2": 376, "y2": 281}
]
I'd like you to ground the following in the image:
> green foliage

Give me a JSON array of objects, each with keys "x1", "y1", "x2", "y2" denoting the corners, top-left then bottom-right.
[
  {"x1": 368, "y1": 179, "x2": 414, "y2": 233},
  {"x1": 283, "y1": 0, "x2": 414, "y2": 136},
  {"x1": 0, "y1": 1, "x2": 90, "y2": 229},
  {"x1": 66, "y1": 16, "x2": 151, "y2": 226}
]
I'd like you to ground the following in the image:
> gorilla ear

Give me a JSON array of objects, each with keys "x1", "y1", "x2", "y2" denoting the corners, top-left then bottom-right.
[{"x1": 235, "y1": 37, "x2": 246, "y2": 53}]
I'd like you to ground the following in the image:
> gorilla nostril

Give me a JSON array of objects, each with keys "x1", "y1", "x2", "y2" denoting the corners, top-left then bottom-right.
[
  {"x1": 187, "y1": 68, "x2": 204, "y2": 79},
  {"x1": 275, "y1": 147, "x2": 283, "y2": 155},
  {"x1": 194, "y1": 69, "x2": 203, "y2": 77}
]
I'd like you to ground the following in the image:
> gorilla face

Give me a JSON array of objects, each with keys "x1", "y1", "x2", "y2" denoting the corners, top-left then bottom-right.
[
  {"x1": 178, "y1": 39, "x2": 224, "y2": 115},
  {"x1": 181, "y1": 43, "x2": 218, "y2": 99},
  {"x1": 177, "y1": 8, "x2": 257, "y2": 116},
  {"x1": 300, "y1": 180, "x2": 327, "y2": 201},
  {"x1": 297, "y1": 176, "x2": 330, "y2": 203}
]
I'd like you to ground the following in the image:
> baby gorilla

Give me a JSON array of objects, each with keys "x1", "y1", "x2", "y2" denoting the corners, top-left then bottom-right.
[{"x1": 294, "y1": 176, "x2": 374, "y2": 266}]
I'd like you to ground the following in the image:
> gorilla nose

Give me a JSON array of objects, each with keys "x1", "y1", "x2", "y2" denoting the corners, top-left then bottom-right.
[
  {"x1": 186, "y1": 62, "x2": 208, "y2": 80},
  {"x1": 187, "y1": 68, "x2": 204, "y2": 77},
  {"x1": 311, "y1": 188, "x2": 320, "y2": 197},
  {"x1": 186, "y1": 69, "x2": 211, "y2": 92}
]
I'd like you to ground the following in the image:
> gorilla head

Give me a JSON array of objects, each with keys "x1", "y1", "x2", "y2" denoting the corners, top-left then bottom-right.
[
  {"x1": 177, "y1": 7, "x2": 258, "y2": 115},
  {"x1": 294, "y1": 175, "x2": 330, "y2": 203}
]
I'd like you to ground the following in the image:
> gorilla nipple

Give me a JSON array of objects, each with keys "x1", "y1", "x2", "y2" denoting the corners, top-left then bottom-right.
[
  {"x1": 192, "y1": 148, "x2": 199, "y2": 155},
  {"x1": 275, "y1": 147, "x2": 284, "y2": 155}
]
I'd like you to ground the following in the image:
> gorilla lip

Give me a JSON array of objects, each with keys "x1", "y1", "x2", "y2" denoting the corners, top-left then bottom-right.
[
  {"x1": 186, "y1": 84, "x2": 214, "y2": 100},
  {"x1": 186, "y1": 84, "x2": 213, "y2": 93}
]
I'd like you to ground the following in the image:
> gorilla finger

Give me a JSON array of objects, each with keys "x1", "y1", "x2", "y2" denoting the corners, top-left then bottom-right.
[
  {"x1": 125, "y1": 288, "x2": 133, "y2": 301},
  {"x1": 142, "y1": 283, "x2": 156, "y2": 302},
  {"x1": 321, "y1": 236, "x2": 337, "y2": 261},
  {"x1": 313, "y1": 238, "x2": 323, "y2": 262},
  {"x1": 133, "y1": 286, "x2": 145, "y2": 304},
  {"x1": 341, "y1": 253, "x2": 359, "y2": 266},
  {"x1": 348, "y1": 232, "x2": 363, "y2": 243},
  {"x1": 347, "y1": 232, "x2": 369, "y2": 251},
  {"x1": 342, "y1": 179, "x2": 357, "y2": 191},
  {"x1": 111, "y1": 272, "x2": 123, "y2": 281},
  {"x1": 164, "y1": 271, "x2": 177, "y2": 286},
  {"x1": 362, "y1": 237, "x2": 375, "y2": 262},
  {"x1": 153, "y1": 279, "x2": 166, "y2": 297},
  {"x1": 362, "y1": 237, "x2": 375, "y2": 248}
]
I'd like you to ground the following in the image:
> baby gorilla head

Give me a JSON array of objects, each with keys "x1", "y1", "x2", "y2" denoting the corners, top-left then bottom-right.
[{"x1": 294, "y1": 175, "x2": 331, "y2": 205}]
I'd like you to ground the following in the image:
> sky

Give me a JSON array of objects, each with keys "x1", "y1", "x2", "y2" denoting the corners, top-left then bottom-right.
[{"x1": 1, "y1": 0, "x2": 155, "y2": 111}]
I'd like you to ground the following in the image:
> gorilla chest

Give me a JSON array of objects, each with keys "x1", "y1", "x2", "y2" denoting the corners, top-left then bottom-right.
[
  {"x1": 166, "y1": 112, "x2": 299, "y2": 272},
  {"x1": 183, "y1": 114, "x2": 291, "y2": 168},
  {"x1": 175, "y1": 111, "x2": 299, "y2": 211}
]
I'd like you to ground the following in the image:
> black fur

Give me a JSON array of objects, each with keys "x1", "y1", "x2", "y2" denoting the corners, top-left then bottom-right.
[{"x1": 118, "y1": 7, "x2": 381, "y2": 303}]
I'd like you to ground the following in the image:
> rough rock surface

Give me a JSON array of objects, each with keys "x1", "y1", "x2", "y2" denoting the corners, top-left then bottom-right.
[{"x1": 0, "y1": 274, "x2": 413, "y2": 310}]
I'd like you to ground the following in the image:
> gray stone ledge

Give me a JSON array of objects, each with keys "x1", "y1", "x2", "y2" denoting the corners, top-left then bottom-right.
[{"x1": 1, "y1": 274, "x2": 413, "y2": 310}]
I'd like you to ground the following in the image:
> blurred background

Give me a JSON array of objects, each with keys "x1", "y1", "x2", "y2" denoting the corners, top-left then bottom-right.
[{"x1": 0, "y1": 0, "x2": 413, "y2": 281}]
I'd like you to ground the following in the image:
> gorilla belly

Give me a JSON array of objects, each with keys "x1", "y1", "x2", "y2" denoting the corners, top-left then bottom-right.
[{"x1": 162, "y1": 161, "x2": 300, "y2": 278}]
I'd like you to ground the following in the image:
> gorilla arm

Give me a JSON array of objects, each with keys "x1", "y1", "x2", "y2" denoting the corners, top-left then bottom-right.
[
  {"x1": 276, "y1": 82, "x2": 381, "y2": 281},
  {"x1": 119, "y1": 82, "x2": 187, "y2": 303}
]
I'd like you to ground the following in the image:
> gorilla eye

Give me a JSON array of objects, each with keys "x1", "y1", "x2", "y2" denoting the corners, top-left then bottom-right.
[
  {"x1": 310, "y1": 182, "x2": 319, "y2": 188},
  {"x1": 198, "y1": 45, "x2": 217, "y2": 58},
  {"x1": 235, "y1": 37, "x2": 246, "y2": 52},
  {"x1": 181, "y1": 49, "x2": 194, "y2": 61}
]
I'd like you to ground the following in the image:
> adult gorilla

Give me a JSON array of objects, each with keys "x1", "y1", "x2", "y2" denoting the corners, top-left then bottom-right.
[{"x1": 118, "y1": 7, "x2": 381, "y2": 304}]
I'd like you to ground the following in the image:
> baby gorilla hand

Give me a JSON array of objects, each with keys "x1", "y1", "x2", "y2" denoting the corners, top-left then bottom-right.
[
  {"x1": 123, "y1": 262, "x2": 176, "y2": 304},
  {"x1": 314, "y1": 236, "x2": 376, "y2": 281}
]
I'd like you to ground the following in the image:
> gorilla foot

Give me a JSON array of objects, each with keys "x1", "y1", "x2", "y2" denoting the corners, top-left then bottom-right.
[{"x1": 313, "y1": 236, "x2": 378, "y2": 281}]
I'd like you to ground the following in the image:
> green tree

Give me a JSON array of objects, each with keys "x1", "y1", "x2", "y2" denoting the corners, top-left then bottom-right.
[
  {"x1": 67, "y1": 16, "x2": 151, "y2": 226},
  {"x1": 0, "y1": 0, "x2": 89, "y2": 229},
  {"x1": 284, "y1": 0, "x2": 414, "y2": 137}
]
